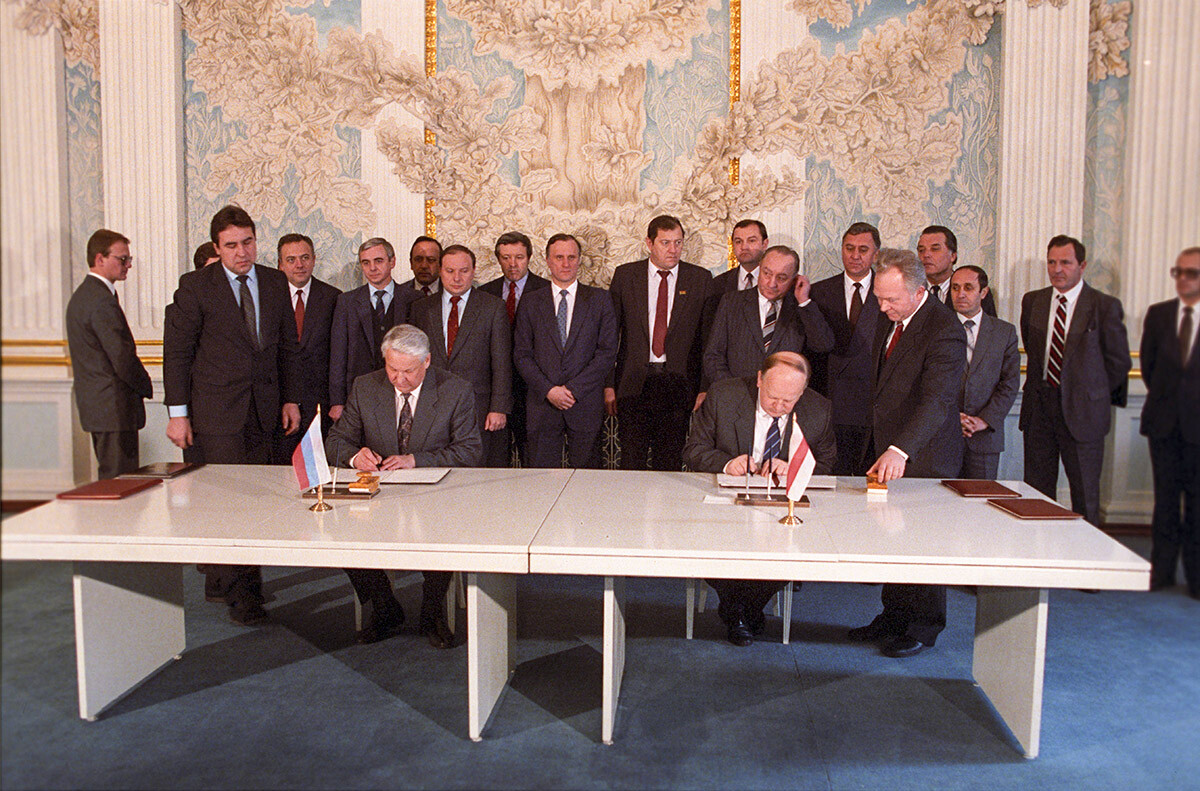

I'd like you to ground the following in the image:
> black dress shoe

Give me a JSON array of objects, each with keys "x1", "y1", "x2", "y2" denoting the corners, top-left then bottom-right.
[
  {"x1": 880, "y1": 635, "x2": 929, "y2": 658},
  {"x1": 726, "y1": 618, "x2": 753, "y2": 647},
  {"x1": 422, "y1": 620, "x2": 455, "y2": 650},
  {"x1": 229, "y1": 603, "x2": 269, "y2": 626},
  {"x1": 847, "y1": 619, "x2": 893, "y2": 643},
  {"x1": 205, "y1": 594, "x2": 231, "y2": 605},
  {"x1": 747, "y1": 611, "x2": 766, "y2": 636},
  {"x1": 358, "y1": 611, "x2": 406, "y2": 644}
]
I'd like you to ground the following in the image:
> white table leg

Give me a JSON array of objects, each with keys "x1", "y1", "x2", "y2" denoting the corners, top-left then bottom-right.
[
  {"x1": 602, "y1": 575, "x2": 626, "y2": 745},
  {"x1": 467, "y1": 572, "x2": 515, "y2": 741},
  {"x1": 973, "y1": 587, "x2": 1049, "y2": 759},
  {"x1": 72, "y1": 561, "x2": 186, "y2": 721}
]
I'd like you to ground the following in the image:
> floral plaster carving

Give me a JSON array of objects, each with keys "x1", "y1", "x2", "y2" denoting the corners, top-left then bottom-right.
[
  {"x1": 1088, "y1": 0, "x2": 1131, "y2": 82},
  {"x1": 8, "y1": 0, "x2": 99, "y2": 71}
]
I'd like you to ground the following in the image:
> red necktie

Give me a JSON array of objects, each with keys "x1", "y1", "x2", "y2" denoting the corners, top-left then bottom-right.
[
  {"x1": 506, "y1": 281, "x2": 517, "y2": 324},
  {"x1": 652, "y1": 270, "x2": 669, "y2": 358},
  {"x1": 447, "y1": 295, "x2": 460, "y2": 355},
  {"x1": 884, "y1": 321, "x2": 904, "y2": 360},
  {"x1": 294, "y1": 291, "x2": 305, "y2": 339}
]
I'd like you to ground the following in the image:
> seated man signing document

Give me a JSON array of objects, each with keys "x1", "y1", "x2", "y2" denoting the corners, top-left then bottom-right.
[
  {"x1": 325, "y1": 324, "x2": 482, "y2": 649},
  {"x1": 683, "y1": 352, "x2": 836, "y2": 646}
]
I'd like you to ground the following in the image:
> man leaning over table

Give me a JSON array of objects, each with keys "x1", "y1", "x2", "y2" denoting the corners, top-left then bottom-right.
[
  {"x1": 325, "y1": 324, "x2": 482, "y2": 649},
  {"x1": 683, "y1": 352, "x2": 836, "y2": 647}
]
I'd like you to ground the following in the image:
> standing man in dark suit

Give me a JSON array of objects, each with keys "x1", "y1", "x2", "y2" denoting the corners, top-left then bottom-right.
[
  {"x1": 410, "y1": 244, "x2": 512, "y2": 467},
  {"x1": 513, "y1": 233, "x2": 618, "y2": 468},
  {"x1": 949, "y1": 265, "x2": 1020, "y2": 478},
  {"x1": 684, "y1": 352, "x2": 837, "y2": 646},
  {"x1": 605, "y1": 215, "x2": 712, "y2": 471},
  {"x1": 399, "y1": 235, "x2": 442, "y2": 297},
  {"x1": 66, "y1": 229, "x2": 153, "y2": 479},
  {"x1": 1019, "y1": 234, "x2": 1131, "y2": 527},
  {"x1": 328, "y1": 237, "x2": 420, "y2": 422},
  {"x1": 704, "y1": 245, "x2": 834, "y2": 389},
  {"x1": 711, "y1": 219, "x2": 769, "y2": 296},
  {"x1": 193, "y1": 242, "x2": 219, "y2": 270},
  {"x1": 1140, "y1": 247, "x2": 1200, "y2": 598},
  {"x1": 809, "y1": 222, "x2": 885, "y2": 475},
  {"x1": 918, "y1": 225, "x2": 997, "y2": 317},
  {"x1": 272, "y1": 233, "x2": 341, "y2": 463},
  {"x1": 326, "y1": 324, "x2": 481, "y2": 647},
  {"x1": 163, "y1": 205, "x2": 302, "y2": 625},
  {"x1": 480, "y1": 231, "x2": 550, "y2": 464},
  {"x1": 848, "y1": 248, "x2": 967, "y2": 658}
]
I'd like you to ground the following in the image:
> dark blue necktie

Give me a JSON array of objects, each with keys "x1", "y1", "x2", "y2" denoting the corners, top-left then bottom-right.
[{"x1": 763, "y1": 417, "x2": 781, "y2": 465}]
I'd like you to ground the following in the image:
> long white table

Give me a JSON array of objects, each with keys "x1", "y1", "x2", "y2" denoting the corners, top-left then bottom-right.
[
  {"x1": 0, "y1": 465, "x2": 572, "y2": 738},
  {"x1": 527, "y1": 470, "x2": 1150, "y2": 756}
]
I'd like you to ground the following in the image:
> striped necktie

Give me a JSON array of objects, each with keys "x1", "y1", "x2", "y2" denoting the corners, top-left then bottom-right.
[
  {"x1": 763, "y1": 299, "x2": 778, "y2": 351},
  {"x1": 763, "y1": 417, "x2": 782, "y2": 465},
  {"x1": 1046, "y1": 295, "x2": 1067, "y2": 386}
]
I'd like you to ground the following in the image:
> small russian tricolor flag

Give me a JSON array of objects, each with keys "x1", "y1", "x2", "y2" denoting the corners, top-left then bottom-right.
[
  {"x1": 785, "y1": 414, "x2": 816, "y2": 502},
  {"x1": 292, "y1": 412, "x2": 332, "y2": 491}
]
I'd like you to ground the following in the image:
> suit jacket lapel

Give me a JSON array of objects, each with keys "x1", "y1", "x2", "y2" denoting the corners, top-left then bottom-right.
[
  {"x1": 210, "y1": 263, "x2": 255, "y2": 348},
  {"x1": 1064, "y1": 284, "x2": 1095, "y2": 358},
  {"x1": 409, "y1": 368, "x2": 438, "y2": 452},
  {"x1": 741, "y1": 290, "x2": 762, "y2": 348},
  {"x1": 355, "y1": 288, "x2": 375, "y2": 350},
  {"x1": 633, "y1": 264, "x2": 651, "y2": 344},
  {"x1": 449, "y1": 292, "x2": 481, "y2": 363},
  {"x1": 734, "y1": 381, "x2": 756, "y2": 458},
  {"x1": 966, "y1": 313, "x2": 991, "y2": 378},
  {"x1": 372, "y1": 376, "x2": 401, "y2": 456},
  {"x1": 564, "y1": 287, "x2": 588, "y2": 355}
]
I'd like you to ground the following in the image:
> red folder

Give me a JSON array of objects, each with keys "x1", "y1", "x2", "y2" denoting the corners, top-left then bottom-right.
[
  {"x1": 57, "y1": 478, "x2": 162, "y2": 500},
  {"x1": 986, "y1": 498, "x2": 1082, "y2": 520},
  {"x1": 941, "y1": 479, "x2": 1021, "y2": 498}
]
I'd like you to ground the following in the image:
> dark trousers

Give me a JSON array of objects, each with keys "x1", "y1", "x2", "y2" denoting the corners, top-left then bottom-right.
[
  {"x1": 833, "y1": 424, "x2": 872, "y2": 476},
  {"x1": 527, "y1": 409, "x2": 602, "y2": 469},
  {"x1": 1148, "y1": 433, "x2": 1200, "y2": 594},
  {"x1": 481, "y1": 426, "x2": 510, "y2": 467},
  {"x1": 708, "y1": 578, "x2": 785, "y2": 624},
  {"x1": 617, "y1": 369, "x2": 690, "y2": 471},
  {"x1": 960, "y1": 449, "x2": 1000, "y2": 479},
  {"x1": 1022, "y1": 386, "x2": 1106, "y2": 526},
  {"x1": 192, "y1": 410, "x2": 272, "y2": 612},
  {"x1": 343, "y1": 570, "x2": 452, "y2": 629},
  {"x1": 91, "y1": 430, "x2": 139, "y2": 479},
  {"x1": 510, "y1": 378, "x2": 531, "y2": 466},
  {"x1": 872, "y1": 584, "x2": 947, "y2": 645}
]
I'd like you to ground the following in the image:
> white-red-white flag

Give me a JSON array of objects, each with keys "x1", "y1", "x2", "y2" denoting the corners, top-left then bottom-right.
[{"x1": 785, "y1": 414, "x2": 816, "y2": 502}]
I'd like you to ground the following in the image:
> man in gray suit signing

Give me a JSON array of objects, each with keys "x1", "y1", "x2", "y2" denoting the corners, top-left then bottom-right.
[
  {"x1": 949, "y1": 265, "x2": 1020, "y2": 478},
  {"x1": 326, "y1": 324, "x2": 481, "y2": 648},
  {"x1": 66, "y1": 229, "x2": 153, "y2": 479}
]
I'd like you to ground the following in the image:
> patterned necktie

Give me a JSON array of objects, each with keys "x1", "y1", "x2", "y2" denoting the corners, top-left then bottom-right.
[
  {"x1": 1046, "y1": 294, "x2": 1068, "y2": 386},
  {"x1": 1181, "y1": 306, "x2": 1194, "y2": 363},
  {"x1": 294, "y1": 290, "x2": 305, "y2": 339},
  {"x1": 763, "y1": 417, "x2": 782, "y2": 466},
  {"x1": 930, "y1": 283, "x2": 941, "y2": 303},
  {"x1": 652, "y1": 269, "x2": 670, "y2": 358},
  {"x1": 763, "y1": 299, "x2": 778, "y2": 351},
  {"x1": 447, "y1": 295, "x2": 461, "y2": 355},
  {"x1": 374, "y1": 289, "x2": 386, "y2": 326},
  {"x1": 964, "y1": 318, "x2": 976, "y2": 364},
  {"x1": 556, "y1": 289, "x2": 569, "y2": 344},
  {"x1": 743, "y1": 271, "x2": 753, "y2": 290},
  {"x1": 849, "y1": 282, "x2": 863, "y2": 327},
  {"x1": 421, "y1": 285, "x2": 431, "y2": 297},
  {"x1": 506, "y1": 281, "x2": 517, "y2": 324},
  {"x1": 884, "y1": 321, "x2": 903, "y2": 361},
  {"x1": 397, "y1": 392, "x2": 413, "y2": 454},
  {"x1": 237, "y1": 274, "x2": 259, "y2": 349}
]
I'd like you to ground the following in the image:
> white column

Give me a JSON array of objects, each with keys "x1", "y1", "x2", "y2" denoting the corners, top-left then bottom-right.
[
  {"x1": 995, "y1": 1, "x2": 1089, "y2": 323},
  {"x1": 0, "y1": 4, "x2": 71, "y2": 342},
  {"x1": 98, "y1": 0, "x2": 186, "y2": 340},
  {"x1": 739, "y1": 0, "x2": 806, "y2": 260},
  {"x1": 360, "y1": 1, "x2": 428, "y2": 242},
  {"x1": 1119, "y1": 0, "x2": 1200, "y2": 335}
]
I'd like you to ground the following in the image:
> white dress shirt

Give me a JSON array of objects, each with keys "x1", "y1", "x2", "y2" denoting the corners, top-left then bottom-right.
[
  {"x1": 958, "y1": 308, "x2": 981, "y2": 364},
  {"x1": 843, "y1": 271, "x2": 873, "y2": 318},
  {"x1": 289, "y1": 280, "x2": 311, "y2": 312},
  {"x1": 369, "y1": 280, "x2": 396, "y2": 312},
  {"x1": 441, "y1": 287, "x2": 472, "y2": 342},
  {"x1": 348, "y1": 379, "x2": 424, "y2": 469},
  {"x1": 720, "y1": 402, "x2": 784, "y2": 474},
  {"x1": 1042, "y1": 279, "x2": 1085, "y2": 377},
  {"x1": 554, "y1": 280, "x2": 578, "y2": 337},
  {"x1": 757, "y1": 291, "x2": 781, "y2": 329},
  {"x1": 87, "y1": 271, "x2": 117, "y2": 295},
  {"x1": 647, "y1": 261, "x2": 677, "y2": 363},
  {"x1": 737, "y1": 266, "x2": 757, "y2": 291},
  {"x1": 505, "y1": 272, "x2": 530, "y2": 304}
]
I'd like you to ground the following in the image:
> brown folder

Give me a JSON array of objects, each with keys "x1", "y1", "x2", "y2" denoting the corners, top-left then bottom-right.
[
  {"x1": 120, "y1": 462, "x2": 204, "y2": 479},
  {"x1": 941, "y1": 479, "x2": 1021, "y2": 498},
  {"x1": 986, "y1": 498, "x2": 1082, "y2": 520},
  {"x1": 57, "y1": 478, "x2": 162, "y2": 500}
]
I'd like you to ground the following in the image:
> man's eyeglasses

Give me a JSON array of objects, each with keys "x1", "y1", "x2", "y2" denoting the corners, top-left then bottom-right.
[
  {"x1": 108, "y1": 254, "x2": 133, "y2": 266},
  {"x1": 1170, "y1": 267, "x2": 1200, "y2": 280}
]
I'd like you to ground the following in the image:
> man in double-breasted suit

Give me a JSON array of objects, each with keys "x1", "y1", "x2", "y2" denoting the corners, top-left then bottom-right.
[
  {"x1": 703, "y1": 246, "x2": 834, "y2": 388},
  {"x1": 1019, "y1": 235, "x2": 1131, "y2": 527},
  {"x1": 163, "y1": 205, "x2": 302, "y2": 625},
  {"x1": 272, "y1": 233, "x2": 341, "y2": 463},
  {"x1": 513, "y1": 233, "x2": 618, "y2": 468},
  {"x1": 328, "y1": 237, "x2": 421, "y2": 422},
  {"x1": 605, "y1": 215, "x2": 712, "y2": 471},
  {"x1": 949, "y1": 266, "x2": 1020, "y2": 478},
  {"x1": 808, "y1": 222, "x2": 885, "y2": 475},
  {"x1": 410, "y1": 244, "x2": 512, "y2": 467},
  {"x1": 1140, "y1": 247, "x2": 1200, "y2": 598},
  {"x1": 684, "y1": 352, "x2": 837, "y2": 646},
  {"x1": 66, "y1": 229, "x2": 153, "y2": 479},
  {"x1": 326, "y1": 324, "x2": 482, "y2": 647},
  {"x1": 480, "y1": 231, "x2": 550, "y2": 465},
  {"x1": 849, "y1": 249, "x2": 966, "y2": 658}
]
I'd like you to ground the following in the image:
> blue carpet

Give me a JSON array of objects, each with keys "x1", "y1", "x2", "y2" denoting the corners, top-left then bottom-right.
[{"x1": 2, "y1": 538, "x2": 1197, "y2": 790}]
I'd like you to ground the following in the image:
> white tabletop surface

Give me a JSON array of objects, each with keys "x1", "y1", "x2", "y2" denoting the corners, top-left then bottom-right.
[
  {"x1": 528, "y1": 471, "x2": 1150, "y2": 589},
  {"x1": 1, "y1": 466, "x2": 572, "y2": 572}
]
